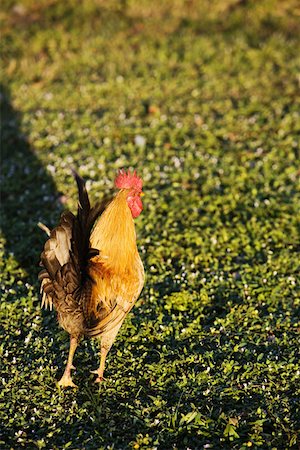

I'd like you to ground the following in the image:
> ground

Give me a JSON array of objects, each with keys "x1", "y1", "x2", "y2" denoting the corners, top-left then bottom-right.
[{"x1": 1, "y1": 1, "x2": 300, "y2": 449}]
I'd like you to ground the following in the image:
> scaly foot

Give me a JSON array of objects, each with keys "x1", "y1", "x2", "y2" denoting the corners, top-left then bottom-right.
[
  {"x1": 58, "y1": 374, "x2": 77, "y2": 388},
  {"x1": 90, "y1": 369, "x2": 106, "y2": 383},
  {"x1": 58, "y1": 365, "x2": 77, "y2": 388}
]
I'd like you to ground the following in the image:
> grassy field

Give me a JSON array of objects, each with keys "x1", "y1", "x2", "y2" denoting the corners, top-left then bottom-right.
[{"x1": 1, "y1": 1, "x2": 300, "y2": 449}]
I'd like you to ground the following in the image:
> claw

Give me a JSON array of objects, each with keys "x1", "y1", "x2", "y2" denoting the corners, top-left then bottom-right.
[
  {"x1": 57, "y1": 374, "x2": 78, "y2": 388},
  {"x1": 90, "y1": 369, "x2": 106, "y2": 382},
  {"x1": 95, "y1": 376, "x2": 105, "y2": 383}
]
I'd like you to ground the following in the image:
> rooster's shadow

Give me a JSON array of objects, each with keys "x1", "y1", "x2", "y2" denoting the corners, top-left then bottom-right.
[{"x1": 0, "y1": 84, "x2": 63, "y2": 279}]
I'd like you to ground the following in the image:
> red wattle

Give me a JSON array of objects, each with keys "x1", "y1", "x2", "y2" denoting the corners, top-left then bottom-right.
[{"x1": 127, "y1": 196, "x2": 143, "y2": 218}]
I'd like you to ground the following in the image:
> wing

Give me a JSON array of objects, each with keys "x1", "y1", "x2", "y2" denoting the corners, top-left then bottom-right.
[
  {"x1": 39, "y1": 171, "x2": 110, "y2": 315},
  {"x1": 84, "y1": 258, "x2": 145, "y2": 338},
  {"x1": 85, "y1": 296, "x2": 136, "y2": 339}
]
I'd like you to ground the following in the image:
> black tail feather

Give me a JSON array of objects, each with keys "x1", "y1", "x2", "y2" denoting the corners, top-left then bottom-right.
[
  {"x1": 39, "y1": 170, "x2": 111, "y2": 311},
  {"x1": 71, "y1": 170, "x2": 110, "y2": 276},
  {"x1": 72, "y1": 169, "x2": 91, "y2": 218}
]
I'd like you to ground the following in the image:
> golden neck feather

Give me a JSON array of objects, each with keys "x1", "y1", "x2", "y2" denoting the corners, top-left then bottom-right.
[{"x1": 89, "y1": 190, "x2": 138, "y2": 272}]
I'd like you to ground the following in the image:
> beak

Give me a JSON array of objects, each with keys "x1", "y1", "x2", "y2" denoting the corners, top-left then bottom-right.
[{"x1": 140, "y1": 192, "x2": 145, "y2": 197}]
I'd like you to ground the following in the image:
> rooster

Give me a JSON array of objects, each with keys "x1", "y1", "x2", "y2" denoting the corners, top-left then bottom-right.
[{"x1": 39, "y1": 169, "x2": 144, "y2": 387}]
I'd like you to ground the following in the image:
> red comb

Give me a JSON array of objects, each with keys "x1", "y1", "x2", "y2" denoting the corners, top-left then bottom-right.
[{"x1": 115, "y1": 169, "x2": 143, "y2": 192}]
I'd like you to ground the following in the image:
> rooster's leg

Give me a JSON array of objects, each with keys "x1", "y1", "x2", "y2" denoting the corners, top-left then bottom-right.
[
  {"x1": 58, "y1": 335, "x2": 78, "y2": 388},
  {"x1": 91, "y1": 345, "x2": 108, "y2": 383}
]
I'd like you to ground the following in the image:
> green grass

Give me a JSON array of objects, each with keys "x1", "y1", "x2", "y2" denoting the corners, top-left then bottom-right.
[{"x1": 1, "y1": 1, "x2": 300, "y2": 448}]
